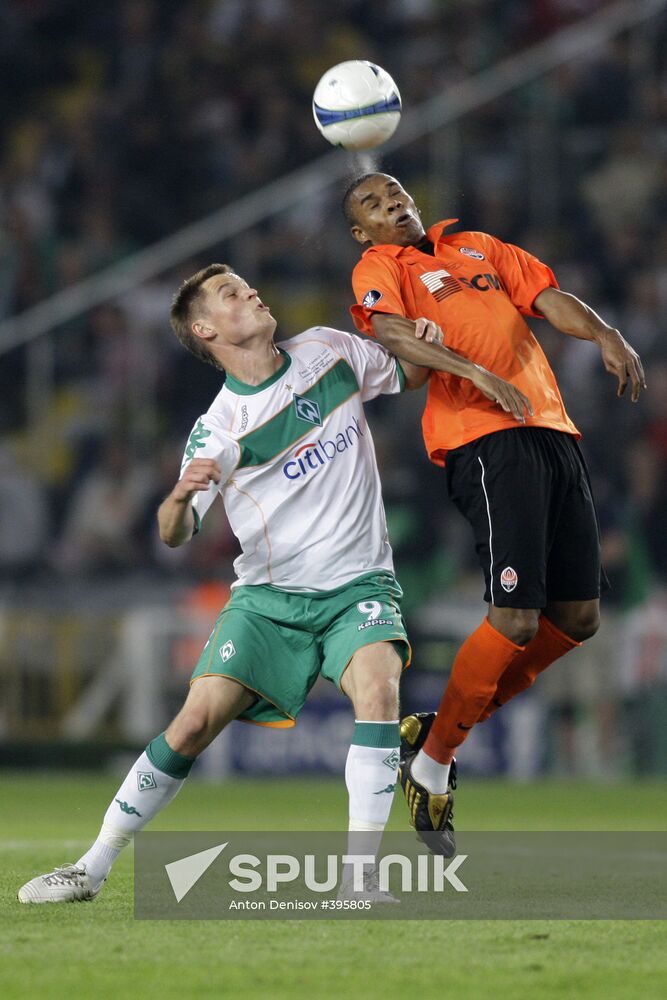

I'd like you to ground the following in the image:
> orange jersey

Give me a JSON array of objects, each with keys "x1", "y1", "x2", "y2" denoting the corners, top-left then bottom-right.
[{"x1": 350, "y1": 221, "x2": 579, "y2": 465}]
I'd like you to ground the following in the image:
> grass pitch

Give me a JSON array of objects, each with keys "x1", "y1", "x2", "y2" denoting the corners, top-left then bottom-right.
[{"x1": 1, "y1": 772, "x2": 665, "y2": 1000}]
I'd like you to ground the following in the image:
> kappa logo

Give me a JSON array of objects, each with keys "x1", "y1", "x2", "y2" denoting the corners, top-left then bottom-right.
[
  {"x1": 115, "y1": 799, "x2": 142, "y2": 817},
  {"x1": 357, "y1": 618, "x2": 393, "y2": 632},
  {"x1": 293, "y1": 394, "x2": 322, "y2": 426},
  {"x1": 362, "y1": 289, "x2": 383, "y2": 308},
  {"x1": 185, "y1": 419, "x2": 211, "y2": 460},
  {"x1": 239, "y1": 405, "x2": 249, "y2": 432},
  {"x1": 383, "y1": 749, "x2": 400, "y2": 770},
  {"x1": 500, "y1": 566, "x2": 518, "y2": 592},
  {"x1": 137, "y1": 771, "x2": 157, "y2": 792},
  {"x1": 459, "y1": 247, "x2": 485, "y2": 260},
  {"x1": 220, "y1": 640, "x2": 236, "y2": 662},
  {"x1": 419, "y1": 269, "x2": 461, "y2": 302}
]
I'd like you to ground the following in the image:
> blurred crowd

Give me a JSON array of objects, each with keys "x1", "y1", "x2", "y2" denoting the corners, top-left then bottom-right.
[{"x1": 1, "y1": 0, "x2": 667, "y2": 612}]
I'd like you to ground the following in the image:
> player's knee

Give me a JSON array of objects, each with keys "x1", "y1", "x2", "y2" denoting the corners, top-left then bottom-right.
[
  {"x1": 168, "y1": 706, "x2": 212, "y2": 756},
  {"x1": 492, "y1": 609, "x2": 540, "y2": 647},
  {"x1": 566, "y1": 606, "x2": 601, "y2": 643},
  {"x1": 352, "y1": 673, "x2": 399, "y2": 720}
]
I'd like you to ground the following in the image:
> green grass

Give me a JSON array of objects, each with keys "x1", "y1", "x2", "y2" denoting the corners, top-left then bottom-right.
[{"x1": 1, "y1": 773, "x2": 666, "y2": 1000}]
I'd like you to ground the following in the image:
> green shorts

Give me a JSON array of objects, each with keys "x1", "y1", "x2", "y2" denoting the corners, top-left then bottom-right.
[{"x1": 190, "y1": 572, "x2": 410, "y2": 727}]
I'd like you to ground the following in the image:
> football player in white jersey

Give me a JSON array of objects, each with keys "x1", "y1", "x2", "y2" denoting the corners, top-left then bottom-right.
[{"x1": 18, "y1": 264, "x2": 520, "y2": 903}]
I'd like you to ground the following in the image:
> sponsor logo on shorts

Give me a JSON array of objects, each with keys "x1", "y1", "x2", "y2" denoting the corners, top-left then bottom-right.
[
  {"x1": 357, "y1": 618, "x2": 393, "y2": 631},
  {"x1": 293, "y1": 394, "x2": 322, "y2": 426},
  {"x1": 500, "y1": 566, "x2": 518, "y2": 592},
  {"x1": 362, "y1": 289, "x2": 383, "y2": 308},
  {"x1": 282, "y1": 417, "x2": 364, "y2": 480},
  {"x1": 373, "y1": 783, "x2": 397, "y2": 795},
  {"x1": 383, "y1": 749, "x2": 400, "y2": 770},
  {"x1": 220, "y1": 640, "x2": 236, "y2": 662},
  {"x1": 459, "y1": 246, "x2": 485, "y2": 259},
  {"x1": 137, "y1": 771, "x2": 157, "y2": 792}
]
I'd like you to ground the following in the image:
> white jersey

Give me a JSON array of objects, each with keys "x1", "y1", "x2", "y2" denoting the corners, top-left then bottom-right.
[{"x1": 180, "y1": 327, "x2": 405, "y2": 591}]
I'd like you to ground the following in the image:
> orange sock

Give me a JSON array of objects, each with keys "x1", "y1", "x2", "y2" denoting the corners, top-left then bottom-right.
[
  {"x1": 478, "y1": 615, "x2": 580, "y2": 722},
  {"x1": 423, "y1": 617, "x2": 524, "y2": 763}
]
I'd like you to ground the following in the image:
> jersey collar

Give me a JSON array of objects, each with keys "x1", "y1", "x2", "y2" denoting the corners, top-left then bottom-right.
[
  {"x1": 224, "y1": 348, "x2": 292, "y2": 395},
  {"x1": 360, "y1": 219, "x2": 459, "y2": 258}
]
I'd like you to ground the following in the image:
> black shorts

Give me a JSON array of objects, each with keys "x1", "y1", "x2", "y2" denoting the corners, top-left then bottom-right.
[{"x1": 445, "y1": 427, "x2": 607, "y2": 608}]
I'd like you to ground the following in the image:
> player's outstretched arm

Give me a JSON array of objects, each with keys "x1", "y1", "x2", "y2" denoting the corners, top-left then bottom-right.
[
  {"x1": 158, "y1": 458, "x2": 221, "y2": 547},
  {"x1": 533, "y1": 287, "x2": 647, "y2": 402},
  {"x1": 397, "y1": 318, "x2": 434, "y2": 389},
  {"x1": 371, "y1": 312, "x2": 532, "y2": 422}
]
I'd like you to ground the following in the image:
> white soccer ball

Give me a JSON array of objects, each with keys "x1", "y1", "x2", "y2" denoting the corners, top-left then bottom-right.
[{"x1": 312, "y1": 60, "x2": 401, "y2": 151}]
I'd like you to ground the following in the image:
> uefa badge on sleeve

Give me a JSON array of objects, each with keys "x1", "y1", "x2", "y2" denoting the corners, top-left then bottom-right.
[{"x1": 362, "y1": 289, "x2": 383, "y2": 308}]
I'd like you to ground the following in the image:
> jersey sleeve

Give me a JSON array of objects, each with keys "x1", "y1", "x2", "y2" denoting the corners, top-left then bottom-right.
[
  {"x1": 471, "y1": 233, "x2": 559, "y2": 316},
  {"x1": 179, "y1": 413, "x2": 240, "y2": 527},
  {"x1": 349, "y1": 253, "x2": 406, "y2": 335},
  {"x1": 319, "y1": 327, "x2": 404, "y2": 401}
]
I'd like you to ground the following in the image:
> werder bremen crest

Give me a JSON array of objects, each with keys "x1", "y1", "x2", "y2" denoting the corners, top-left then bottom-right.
[
  {"x1": 137, "y1": 771, "x2": 157, "y2": 791},
  {"x1": 293, "y1": 394, "x2": 322, "y2": 426}
]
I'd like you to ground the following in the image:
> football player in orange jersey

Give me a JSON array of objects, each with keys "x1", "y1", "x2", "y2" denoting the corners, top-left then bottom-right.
[{"x1": 344, "y1": 172, "x2": 646, "y2": 854}]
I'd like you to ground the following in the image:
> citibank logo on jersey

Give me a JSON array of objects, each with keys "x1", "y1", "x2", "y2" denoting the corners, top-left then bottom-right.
[{"x1": 283, "y1": 416, "x2": 364, "y2": 480}]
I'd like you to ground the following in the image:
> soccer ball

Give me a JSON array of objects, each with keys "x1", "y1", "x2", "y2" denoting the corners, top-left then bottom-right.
[{"x1": 312, "y1": 61, "x2": 401, "y2": 151}]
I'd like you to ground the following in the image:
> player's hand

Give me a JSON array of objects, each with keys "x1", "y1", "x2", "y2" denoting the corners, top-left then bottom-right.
[
  {"x1": 597, "y1": 328, "x2": 647, "y2": 402},
  {"x1": 413, "y1": 317, "x2": 444, "y2": 345},
  {"x1": 172, "y1": 459, "x2": 221, "y2": 502},
  {"x1": 471, "y1": 367, "x2": 534, "y2": 423}
]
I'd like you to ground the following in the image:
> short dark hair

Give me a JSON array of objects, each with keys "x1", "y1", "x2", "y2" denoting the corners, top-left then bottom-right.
[
  {"x1": 341, "y1": 172, "x2": 383, "y2": 226},
  {"x1": 170, "y1": 263, "x2": 234, "y2": 370}
]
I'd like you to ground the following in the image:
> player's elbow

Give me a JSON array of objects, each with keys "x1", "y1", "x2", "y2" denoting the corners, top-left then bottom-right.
[
  {"x1": 159, "y1": 526, "x2": 179, "y2": 547},
  {"x1": 402, "y1": 365, "x2": 430, "y2": 390},
  {"x1": 157, "y1": 511, "x2": 193, "y2": 548},
  {"x1": 159, "y1": 523, "x2": 194, "y2": 548},
  {"x1": 160, "y1": 532, "x2": 184, "y2": 548}
]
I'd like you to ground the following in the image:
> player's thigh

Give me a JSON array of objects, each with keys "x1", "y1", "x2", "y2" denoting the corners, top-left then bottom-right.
[
  {"x1": 446, "y1": 428, "x2": 555, "y2": 609},
  {"x1": 319, "y1": 573, "x2": 411, "y2": 696},
  {"x1": 190, "y1": 598, "x2": 320, "y2": 725},
  {"x1": 546, "y1": 447, "x2": 604, "y2": 603},
  {"x1": 167, "y1": 675, "x2": 256, "y2": 747}
]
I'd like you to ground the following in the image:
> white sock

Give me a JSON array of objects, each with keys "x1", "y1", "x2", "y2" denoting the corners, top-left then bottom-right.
[
  {"x1": 77, "y1": 751, "x2": 186, "y2": 887},
  {"x1": 340, "y1": 720, "x2": 400, "y2": 892},
  {"x1": 342, "y1": 819, "x2": 385, "y2": 890},
  {"x1": 411, "y1": 749, "x2": 451, "y2": 794},
  {"x1": 344, "y1": 721, "x2": 401, "y2": 875},
  {"x1": 345, "y1": 739, "x2": 400, "y2": 830},
  {"x1": 343, "y1": 724, "x2": 398, "y2": 889}
]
